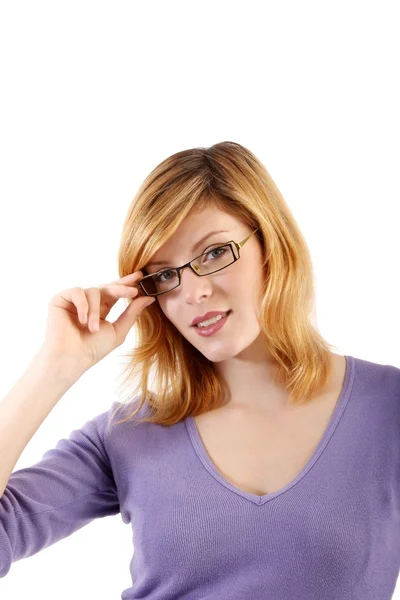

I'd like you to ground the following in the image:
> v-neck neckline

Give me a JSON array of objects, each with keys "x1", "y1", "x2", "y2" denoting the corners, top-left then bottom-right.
[{"x1": 185, "y1": 355, "x2": 355, "y2": 505}]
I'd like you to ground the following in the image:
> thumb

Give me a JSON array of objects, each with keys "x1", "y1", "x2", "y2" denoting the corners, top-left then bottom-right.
[{"x1": 113, "y1": 296, "x2": 156, "y2": 343}]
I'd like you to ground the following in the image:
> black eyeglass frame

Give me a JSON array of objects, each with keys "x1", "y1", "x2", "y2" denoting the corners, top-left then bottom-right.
[{"x1": 137, "y1": 228, "x2": 260, "y2": 297}]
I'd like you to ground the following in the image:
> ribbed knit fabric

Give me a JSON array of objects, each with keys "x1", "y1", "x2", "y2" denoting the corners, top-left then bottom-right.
[{"x1": 1, "y1": 354, "x2": 400, "y2": 599}]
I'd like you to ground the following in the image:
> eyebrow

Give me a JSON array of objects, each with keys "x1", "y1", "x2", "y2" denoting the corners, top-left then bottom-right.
[{"x1": 147, "y1": 230, "x2": 229, "y2": 267}]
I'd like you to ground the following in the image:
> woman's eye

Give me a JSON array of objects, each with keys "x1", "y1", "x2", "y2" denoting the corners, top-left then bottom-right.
[
  {"x1": 205, "y1": 246, "x2": 226, "y2": 259},
  {"x1": 155, "y1": 270, "x2": 174, "y2": 282},
  {"x1": 153, "y1": 245, "x2": 227, "y2": 283}
]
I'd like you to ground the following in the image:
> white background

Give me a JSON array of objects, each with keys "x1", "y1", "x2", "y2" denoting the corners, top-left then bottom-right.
[{"x1": 0, "y1": 1, "x2": 399, "y2": 598}]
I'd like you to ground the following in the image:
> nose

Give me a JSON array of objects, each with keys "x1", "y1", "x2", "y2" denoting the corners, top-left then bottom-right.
[{"x1": 180, "y1": 265, "x2": 210, "y2": 297}]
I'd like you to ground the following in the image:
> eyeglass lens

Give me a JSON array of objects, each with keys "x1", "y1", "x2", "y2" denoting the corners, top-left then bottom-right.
[{"x1": 141, "y1": 244, "x2": 234, "y2": 295}]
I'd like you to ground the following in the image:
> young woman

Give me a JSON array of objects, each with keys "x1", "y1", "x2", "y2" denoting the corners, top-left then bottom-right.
[{"x1": 1, "y1": 141, "x2": 399, "y2": 600}]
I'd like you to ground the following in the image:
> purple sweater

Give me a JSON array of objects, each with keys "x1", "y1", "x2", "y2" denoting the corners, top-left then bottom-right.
[{"x1": 1, "y1": 354, "x2": 400, "y2": 599}]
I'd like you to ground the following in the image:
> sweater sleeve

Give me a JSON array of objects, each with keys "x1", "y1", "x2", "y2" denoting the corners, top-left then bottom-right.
[{"x1": 0, "y1": 406, "x2": 119, "y2": 577}]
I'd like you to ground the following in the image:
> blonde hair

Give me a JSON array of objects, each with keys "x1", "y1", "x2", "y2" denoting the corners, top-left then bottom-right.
[{"x1": 107, "y1": 141, "x2": 337, "y2": 432}]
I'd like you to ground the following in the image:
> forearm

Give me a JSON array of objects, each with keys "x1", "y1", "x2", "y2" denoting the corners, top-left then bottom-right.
[{"x1": 0, "y1": 350, "x2": 85, "y2": 497}]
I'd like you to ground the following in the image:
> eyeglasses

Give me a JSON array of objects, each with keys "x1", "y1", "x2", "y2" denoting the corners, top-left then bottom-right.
[{"x1": 137, "y1": 228, "x2": 259, "y2": 297}]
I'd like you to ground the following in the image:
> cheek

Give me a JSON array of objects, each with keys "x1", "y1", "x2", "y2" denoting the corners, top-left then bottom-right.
[
  {"x1": 158, "y1": 302, "x2": 169, "y2": 319},
  {"x1": 158, "y1": 300, "x2": 179, "y2": 326},
  {"x1": 236, "y1": 274, "x2": 263, "y2": 309}
]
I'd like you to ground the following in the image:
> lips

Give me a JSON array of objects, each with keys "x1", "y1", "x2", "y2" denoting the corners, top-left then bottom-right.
[
  {"x1": 191, "y1": 310, "x2": 230, "y2": 327},
  {"x1": 193, "y1": 310, "x2": 231, "y2": 336}
]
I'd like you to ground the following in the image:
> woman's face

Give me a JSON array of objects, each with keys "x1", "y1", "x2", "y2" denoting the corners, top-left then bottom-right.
[{"x1": 145, "y1": 206, "x2": 265, "y2": 363}]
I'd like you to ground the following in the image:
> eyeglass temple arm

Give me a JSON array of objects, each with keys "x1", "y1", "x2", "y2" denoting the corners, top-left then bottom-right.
[{"x1": 236, "y1": 228, "x2": 259, "y2": 250}]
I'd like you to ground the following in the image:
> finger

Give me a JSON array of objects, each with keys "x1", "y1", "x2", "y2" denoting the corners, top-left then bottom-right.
[
  {"x1": 77, "y1": 289, "x2": 90, "y2": 324},
  {"x1": 109, "y1": 271, "x2": 144, "y2": 286},
  {"x1": 98, "y1": 283, "x2": 140, "y2": 314},
  {"x1": 112, "y1": 294, "x2": 155, "y2": 344},
  {"x1": 96, "y1": 273, "x2": 144, "y2": 306},
  {"x1": 86, "y1": 284, "x2": 140, "y2": 330},
  {"x1": 59, "y1": 288, "x2": 89, "y2": 324},
  {"x1": 84, "y1": 287, "x2": 101, "y2": 331}
]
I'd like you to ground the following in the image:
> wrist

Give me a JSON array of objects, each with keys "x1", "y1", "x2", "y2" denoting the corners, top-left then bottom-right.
[{"x1": 33, "y1": 348, "x2": 88, "y2": 384}]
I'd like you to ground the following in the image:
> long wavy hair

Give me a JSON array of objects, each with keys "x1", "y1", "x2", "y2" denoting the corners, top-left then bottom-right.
[{"x1": 107, "y1": 141, "x2": 337, "y2": 432}]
